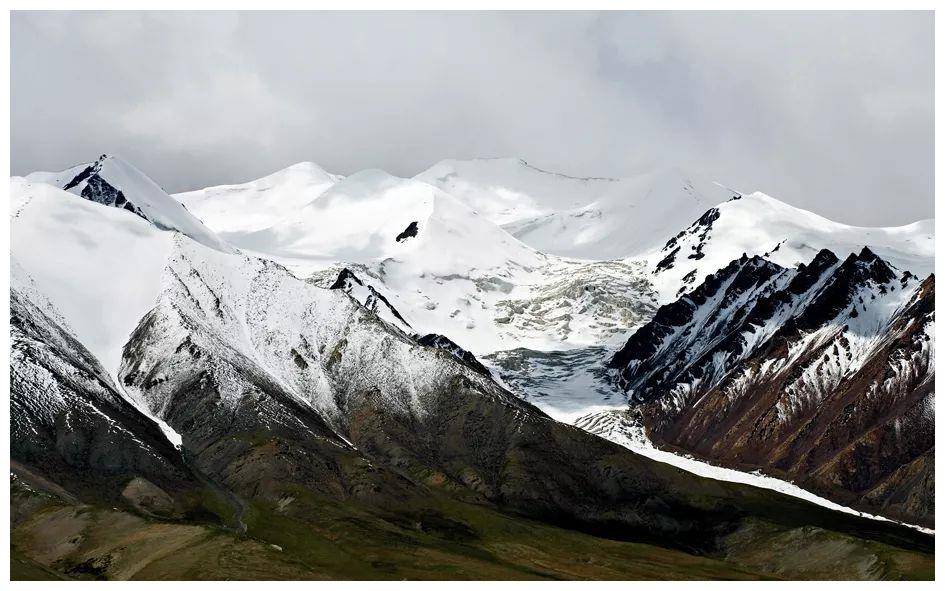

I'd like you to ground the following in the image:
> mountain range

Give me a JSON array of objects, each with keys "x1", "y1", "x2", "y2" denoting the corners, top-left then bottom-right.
[
  {"x1": 583, "y1": 247, "x2": 933, "y2": 527},
  {"x1": 10, "y1": 154, "x2": 934, "y2": 580}
]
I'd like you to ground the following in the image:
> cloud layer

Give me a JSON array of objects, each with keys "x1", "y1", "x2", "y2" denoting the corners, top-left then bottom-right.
[{"x1": 11, "y1": 11, "x2": 933, "y2": 225}]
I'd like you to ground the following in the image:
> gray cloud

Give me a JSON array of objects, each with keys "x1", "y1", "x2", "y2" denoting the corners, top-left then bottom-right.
[{"x1": 11, "y1": 11, "x2": 933, "y2": 226}]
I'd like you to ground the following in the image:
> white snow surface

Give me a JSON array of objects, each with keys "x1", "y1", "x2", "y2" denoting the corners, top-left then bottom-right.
[
  {"x1": 23, "y1": 162, "x2": 89, "y2": 187},
  {"x1": 10, "y1": 177, "x2": 176, "y2": 377},
  {"x1": 231, "y1": 168, "x2": 543, "y2": 274},
  {"x1": 416, "y1": 158, "x2": 740, "y2": 260},
  {"x1": 576, "y1": 410, "x2": 934, "y2": 535},
  {"x1": 174, "y1": 162, "x2": 341, "y2": 234}
]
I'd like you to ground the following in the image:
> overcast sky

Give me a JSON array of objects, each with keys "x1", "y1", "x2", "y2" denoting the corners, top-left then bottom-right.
[{"x1": 11, "y1": 11, "x2": 933, "y2": 226}]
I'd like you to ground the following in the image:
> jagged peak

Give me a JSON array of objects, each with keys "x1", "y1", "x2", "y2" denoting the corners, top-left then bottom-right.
[
  {"x1": 812, "y1": 248, "x2": 841, "y2": 266},
  {"x1": 836, "y1": 246, "x2": 896, "y2": 284},
  {"x1": 47, "y1": 154, "x2": 236, "y2": 254},
  {"x1": 793, "y1": 248, "x2": 840, "y2": 276},
  {"x1": 787, "y1": 249, "x2": 840, "y2": 296},
  {"x1": 858, "y1": 245, "x2": 881, "y2": 261},
  {"x1": 328, "y1": 268, "x2": 363, "y2": 290},
  {"x1": 721, "y1": 252, "x2": 778, "y2": 274}
]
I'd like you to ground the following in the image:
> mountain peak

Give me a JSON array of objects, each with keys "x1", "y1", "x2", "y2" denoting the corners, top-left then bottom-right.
[
  {"x1": 812, "y1": 248, "x2": 841, "y2": 266},
  {"x1": 34, "y1": 154, "x2": 233, "y2": 253},
  {"x1": 284, "y1": 160, "x2": 324, "y2": 171},
  {"x1": 265, "y1": 160, "x2": 338, "y2": 182},
  {"x1": 172, "y1": 160, "x2": 341, "y2": 235},
  {"x1": 836, "y1": 246, "x2": 896, "y2": 284},
  {"x1": 858, "y1": 245, "x2": 880, "y2": 261}
]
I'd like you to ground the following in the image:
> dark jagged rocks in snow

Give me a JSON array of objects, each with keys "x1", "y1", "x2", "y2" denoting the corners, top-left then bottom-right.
[
  {"x1": 328, "y1": 267, "x2": 412, "y2": 330},
  {"x1": 61, "y1": 155, "x2": 147, "y2": 220},
  {"x1": 415, "y1": 333, "x2": 491, "y2": 376},
  {"x1": 606, "y1": 247, "x2": 934, "y2": 527},
  {"x1": 328, "y1": 267, "x2": 362, "y2": 291},
  {"x1": 610, "y1": 254, "x2": 781, "y2": 391},
  {"x1": 655, "y1": 247, "x2": 680, "y2": 272},
  {"x1": 653, "y1": 208, "x2": 720, "y2": 272}
]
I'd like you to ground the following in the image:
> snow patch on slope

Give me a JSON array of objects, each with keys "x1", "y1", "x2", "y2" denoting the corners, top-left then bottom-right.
[{"x1": 576, "y1": 410, "x2": 934, "y2": 535}]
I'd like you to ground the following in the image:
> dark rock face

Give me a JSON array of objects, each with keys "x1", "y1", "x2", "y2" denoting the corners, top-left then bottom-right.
[
  {"x1": 81, "y1": 174, "x2": 143, "y2": 217},
  {"x1": 610, "y1": 254, "x2": 782, "y2": 401},
  {"x1": 328, "y1": 267, "x2": 362, "y2": 291},
  {"x1": 608, "y1": 248, "x2": 935, "y2": 527},
  {"x1": 329, "y1": 267, "x2": 412, "y2": 329},
  {"x1": 655, "y1": 208, "x2": 720, "y2": 274},
  {"x1": 396, "y1": 221, "x2": 419, "y2": 242},
  {"x1": 655, "y1": 246, "x2": 680, "y2": 272},
  {"x1": 61, "y1": 156, "x2": 146, "y2": 220},
  {"x1": 415, "y1": 333, "x2": 491, "y2": 376}
]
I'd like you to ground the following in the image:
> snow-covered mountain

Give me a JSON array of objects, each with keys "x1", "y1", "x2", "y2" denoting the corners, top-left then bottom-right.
[
  {"x1": 591, "y1": 246, "x2": 934, "y2": 526},
  {"x1": 416, "y1": 158, "x2": 739, "y2": 260},
  {"x1": 189, "y1": 167, "x2": 656, "y2": 354},
  {"x1": 231, "y1": 168, "x2": 543, "y2": 274},
  {"x1": 11, "y1": 177, "x2": 179, "y2": 376},
  {"x1": 173, "y1": 161, "x2": 341, "y2": 234},
  {"x1": 14, "y1": 153, "x2": 935, "y2": 536},
  {"x1": 161, "y1": 158, "x2": 934, "y2": 366},
  {"x1": 25, "y1": 155, "x2": 232, "y2": 253},
  {"x1": 11, "y1": 263, "x2": 195, "y2": 511},
  {"x1": 119, "y1": 234, "x2": 512, "y2": 437},
  {"x1": 10, "y1": 153, "x2": 936, "y2": 579},
  {"x1": 643, "y1": 192, "x2": 934, "y2": 302}
]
